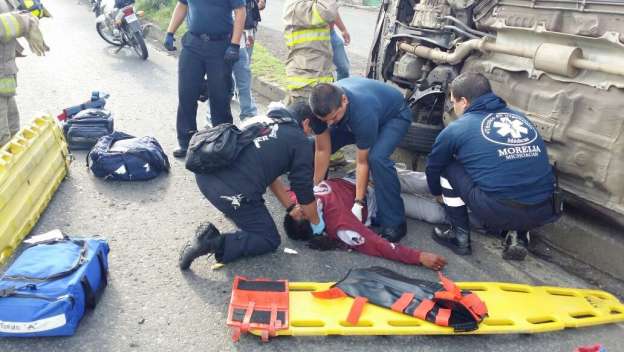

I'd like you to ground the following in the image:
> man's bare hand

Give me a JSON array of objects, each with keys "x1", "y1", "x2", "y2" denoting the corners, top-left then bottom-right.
[
  {"x1": 420, "y1": 252, "x2": 447, "y2": 271},
  {"x1": 258, "y1": 0, "x2": 266, "y2": 10},
  {"x1": 435, "y1": 195, "x2": 444, "y2": 204},
  {"x1": 341, "y1": 30, "x2": 351, "y2": 45}
]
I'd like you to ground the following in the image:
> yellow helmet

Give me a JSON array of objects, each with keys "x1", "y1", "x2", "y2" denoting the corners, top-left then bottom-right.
[{"x1": 18, "y1": 0, "x2": 51, "y2": 18}]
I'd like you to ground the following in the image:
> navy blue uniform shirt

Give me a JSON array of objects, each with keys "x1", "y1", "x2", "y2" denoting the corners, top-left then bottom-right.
[
  {"x1": 210, "y1": 111, "x2": 315, "y2": 205},
  {"x1": 426, "y1": 92, "x2": 554, "y2": 204},
  {"x1": 311, "y1": 77, "x2": 411, "y2": 149},
  {"x1": 179, "y1": 0, "x2": 245, "y2": 35}
]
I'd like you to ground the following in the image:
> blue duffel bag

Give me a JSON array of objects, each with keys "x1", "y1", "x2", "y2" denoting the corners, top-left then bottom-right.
[
  {"x1": 0, "y1": 236, "x2": 109, "y2": 337},
  {"x1": 88, "y1": 131, "x2": 170, "y2": 181}
]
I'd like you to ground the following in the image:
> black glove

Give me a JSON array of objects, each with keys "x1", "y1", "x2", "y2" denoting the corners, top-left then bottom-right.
[
  {"x1": 164, "y1": 32, "x2": 176, "y2": 51},
  {"x1": 224, "y1": 43, "x2": 240, "y2": 63}
]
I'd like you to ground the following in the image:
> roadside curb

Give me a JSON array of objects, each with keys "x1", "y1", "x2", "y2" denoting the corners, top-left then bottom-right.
[
  {"x1": 340, "y1": 2, "x2": 380, "y2": 12},
  {"x1": 142, "y1": 19, "x2": 288, "y2": 102}
]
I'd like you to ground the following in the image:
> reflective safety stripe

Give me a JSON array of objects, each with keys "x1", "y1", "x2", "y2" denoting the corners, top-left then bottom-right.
[
  {"x1": 0, "y1": 15, "x2": 15, "y2": 42},
  {"x1": 284, "y1": 27, "x2": 330, "y2": 47},
  {"x1": 7, "y1": 14, "x2": 21, "y2": 37},
  {"x1": 440, "y1": 177, "x2": 453, "y2": 190},
  {"x1": 0, "y1": 76, "x2": 17, "y2": 95},
  {"x1": 310, "y1": 3, "x2": 326, "y2": 26},
  {"x1": 442, "y1": 195, "x2": 465, "y2": 207},
  {"x1": 286, "y1": 75, "x2": 333, "y2": 90}
]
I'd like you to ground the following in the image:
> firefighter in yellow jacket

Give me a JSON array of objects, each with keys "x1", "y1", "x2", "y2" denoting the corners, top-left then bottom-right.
[
  {"x1": 283, "y1": 0, "x2": 337, "y2": 105},
  {"x1": 0, "y1": 0, "x2": 49, "y2": 147}
]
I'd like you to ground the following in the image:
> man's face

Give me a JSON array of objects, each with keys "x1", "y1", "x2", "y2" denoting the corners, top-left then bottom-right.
[
  {"x1": 450, "y1": 92, "x2": 469, "y2": 116},
  {"x1": 318, "y1": 95, "x2": 348, "y2": 126}
]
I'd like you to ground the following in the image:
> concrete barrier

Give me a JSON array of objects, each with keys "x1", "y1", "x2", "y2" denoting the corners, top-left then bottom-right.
[{"x1": 0, "y1": 116, "x2": 71, "y2": 264}]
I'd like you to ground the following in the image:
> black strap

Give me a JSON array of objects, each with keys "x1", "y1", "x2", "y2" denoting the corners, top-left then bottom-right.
[{"x1": 80, "y1": 251, "x2": 108, "y2": 309}]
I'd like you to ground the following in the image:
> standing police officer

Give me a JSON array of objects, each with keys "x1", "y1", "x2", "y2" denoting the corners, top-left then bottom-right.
[
  {"x1": 164, "y1": 0, "x2": 246, "y2": 158},
  {"x1": 178, "y1": 104, "x2": 323, "y2": 270}
]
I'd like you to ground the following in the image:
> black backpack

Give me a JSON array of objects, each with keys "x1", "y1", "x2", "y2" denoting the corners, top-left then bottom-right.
[
  {"x1": 185, "y1": 111, "x2": 296, "y2": 175},
  {"x1": 88, "y1": 131, "x2": 170, "y2": 181},
  {"x1": 63, "y1": 108, "x2": 114, "y2": 150}
]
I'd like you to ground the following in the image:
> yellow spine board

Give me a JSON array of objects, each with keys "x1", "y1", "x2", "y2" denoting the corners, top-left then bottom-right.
[
  {"x1": 250, "y1": 282, "x2": 624, "y2": 336},
  {"x1": 0, "y1": 116, "x2": 70, "y2": 264}
]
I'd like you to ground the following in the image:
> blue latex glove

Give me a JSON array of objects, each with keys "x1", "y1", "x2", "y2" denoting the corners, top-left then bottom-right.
[
  {"x1": 164, "y1": 32, "x2": 176, "y2": 51},
  {"x1": 309, "y1": 206, "x2": 325, "y2": 235},
  {"x1": 224, "y1": 44, "x2": 240, "y2": 63}
]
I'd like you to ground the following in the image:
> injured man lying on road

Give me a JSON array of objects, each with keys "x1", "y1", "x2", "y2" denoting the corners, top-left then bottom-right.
[{"x1": 284, "y1": 170, "x2": 450, "y2": 271}]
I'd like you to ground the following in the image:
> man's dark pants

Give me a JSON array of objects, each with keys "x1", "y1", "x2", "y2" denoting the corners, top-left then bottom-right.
[
  {"x1": 177, "y1": 32, "x2": 234, "y2": 149},
  {"x1": 330, "y1": 117, "x2": 410, "y2": 227},
  {"x1": 441, "y1": 161, "x2": 559, "y2": 232},
  {"x1": 195, "y1": 174, "x2": 280, "y2": 263}
]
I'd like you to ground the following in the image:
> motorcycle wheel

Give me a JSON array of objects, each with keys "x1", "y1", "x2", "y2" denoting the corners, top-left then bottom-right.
[
  {"x1": 96, "y1": 22, "x2": 122, "y2": 46},
  {"x1": 131, "y1": 31, "x2": 149, "y2": 60}
]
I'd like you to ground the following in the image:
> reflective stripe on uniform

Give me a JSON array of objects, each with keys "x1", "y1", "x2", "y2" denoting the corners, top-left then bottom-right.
[
  {"x1": 0, "y1": 76, "x2": 17, "y2": 95},
  {"x1": 442, "y1": 195, "x2": 465, "y2": 207},
  {"x1": 440, "y1": 177, "x2": 452, "y2": 190},
  {"x1": 0, "y1": 14, "x2": 20, "y2": 41},
  {"x1": 284, "y1": 27, "x2": 330, "y2": 47},
  {"x1": 286, "y1": 75, "x2": 333, "y2": 90},
  {"x1": 310, "y1": 2, "x2": 325, "y2": 26}
]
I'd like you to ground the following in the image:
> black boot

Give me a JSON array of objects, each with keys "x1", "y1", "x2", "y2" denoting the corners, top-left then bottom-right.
[
  {"x1": 179, "y1": 222, "x2": 223, "y2": 270},
  {"x1": 432, "y1": 225, "x2": 472, "y2": 255},
  {"x1": 379, "y1": 222, "x2": 407, "y2": 243},
  {"x1": 173, "y1": 147, "x2": 187, "y2": 158},
  {"x1": 502, "y1": 230, "x2": 529, "y2": 261}
]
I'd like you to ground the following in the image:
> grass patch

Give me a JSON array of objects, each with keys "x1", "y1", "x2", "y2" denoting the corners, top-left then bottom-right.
[
  {"x1": 135, "y1": 0, "x2": 286, "y2": 89},
  {"x1": 250, "y1": 44, "x2": 287, "y2": 88}
]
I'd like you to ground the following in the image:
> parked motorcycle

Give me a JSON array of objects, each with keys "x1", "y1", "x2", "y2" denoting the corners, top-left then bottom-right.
[{"x1": 93, "y1": 0, "x2": 148, "y2": 60}]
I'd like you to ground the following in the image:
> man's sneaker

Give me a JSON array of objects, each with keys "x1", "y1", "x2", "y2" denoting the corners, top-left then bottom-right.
[
  {"x1": 179, "y1": 222, "x2": 222, "y2": 270},
  {"x1": 502, "y1": 230, "x2": 529, "y2": 261},
  {"x1": 173, "y1": 148, "x2": 187, "y2": 158},
  {"x1": 432, "y1": 225, "x2": 472, "y2": 255},
  {"x1": 379, "y1": 222, "x2": 407, "y2": 243}
]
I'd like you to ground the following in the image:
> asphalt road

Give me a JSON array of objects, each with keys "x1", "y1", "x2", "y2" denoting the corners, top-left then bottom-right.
[{"x1": 3, "y1": 0, "x2": 623, "y2": 351}]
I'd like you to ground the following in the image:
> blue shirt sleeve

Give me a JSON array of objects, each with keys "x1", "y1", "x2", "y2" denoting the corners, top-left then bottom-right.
[
  {"x1": 425, "y1": 126, "x2": 457, "y2": 196},
  {"x1": 231, "y1": 0, "x2": 246, "y2": 8},
  {"x1": 178, "y1": 0, "x2": 188, "y2": 4},
  {"x1": 353, "y1": 114, "x2": 378, "y2": 150}
]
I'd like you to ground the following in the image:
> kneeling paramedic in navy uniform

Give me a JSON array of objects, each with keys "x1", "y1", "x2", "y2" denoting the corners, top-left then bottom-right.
[
  {"x1": 426, "y1": 73, "x2": 561, "y2": 261},
  {"x1": 309, "y1": 77, "x2": 411, "y2": 243},
  {"x1": 179, "y1": 104, "x2": 323, "y2": 269},
  {"x1": 164, "y1": 0, "x2": 246, "y2": 158}
]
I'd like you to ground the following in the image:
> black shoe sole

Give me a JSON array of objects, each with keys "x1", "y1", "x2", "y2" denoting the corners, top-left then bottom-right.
[
  {"x1": 431, "y1": 233, "x2": 472, "y2": 256},
  {"x1": 502, "y1": 246, "x2": 528, "y2": 261},
  {"x1": 178, "y1": 241, "x2": 214, "y2": 271}
]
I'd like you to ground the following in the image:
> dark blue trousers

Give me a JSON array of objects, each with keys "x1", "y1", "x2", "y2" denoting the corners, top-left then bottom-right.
[
  {"x1": 177, "y1": 32, "x2": 234, "y2": 149},
  {"x1": 441, "y1": 161, "x2": 559, "y2": 232},
  {"x1": 195, "y1": 174, "x2": 280, "y2": 263},
  {"x1": 330, "y1": 117, "x2": 410, "y2": 227}
]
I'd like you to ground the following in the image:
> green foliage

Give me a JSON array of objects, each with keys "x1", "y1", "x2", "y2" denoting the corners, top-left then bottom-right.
[{"x1": 250, "y1": 44, "x2": 287, "y2": 89}]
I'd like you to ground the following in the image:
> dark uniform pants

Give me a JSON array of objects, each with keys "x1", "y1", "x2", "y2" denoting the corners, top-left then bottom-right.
[
  {"x1": 440, "y1": 161, "x2": 559, "y2": 232},
  {"x1": 177, "y1": 32, "x2": 234, "y2": 149},
  {"x1": 195, "y1": 174, "x2": 280, "y2": 263},
  {"x1": 330, "y1": 117, "x2": 410, "y2": 227}
]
